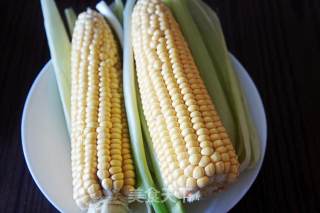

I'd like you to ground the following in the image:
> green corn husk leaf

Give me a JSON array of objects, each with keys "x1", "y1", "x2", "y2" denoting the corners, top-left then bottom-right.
[
  {"x1": 109, "y1": 0, "x2": 124, "y2": 24},
  {"x1": 40, "y1": 0, "x2": 71, "y2": 134},
  {"x1": 113, "y1": 0, "x2": 124, "y2": 23},
  {"x1": 187, "y1": 0, "x2": 260, "y2": 169},
  {"x1": 64, "y1": 7, "x2": 77, "y2": 37}
]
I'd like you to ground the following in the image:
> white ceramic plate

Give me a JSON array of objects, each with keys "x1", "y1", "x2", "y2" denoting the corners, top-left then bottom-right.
[{"x1": 21, "y1": 55, "x2": 267, "y2": 213}]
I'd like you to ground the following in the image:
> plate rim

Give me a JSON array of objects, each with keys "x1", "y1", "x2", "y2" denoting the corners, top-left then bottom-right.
[
  {"x1": 21, "y1": 62, "x2": 64, "y2": 212},
  {"x1": 226, "y1": 54, "x2": 268, "y2": 212}
]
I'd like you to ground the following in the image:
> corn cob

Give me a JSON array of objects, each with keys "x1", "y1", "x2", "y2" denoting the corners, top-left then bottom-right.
[
  {"x1": 131, "y1": 0, "x2": 239, "y2": 200},
  {"x1": 70, "y1": 9, "x2": 135, "y2": 210}
]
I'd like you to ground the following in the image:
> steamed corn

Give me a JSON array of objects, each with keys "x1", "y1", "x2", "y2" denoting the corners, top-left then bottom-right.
[
  {"x1": 70, "y1": 9, "x2": 135, "y2": 209},
  {"x1": 131, "y1": 0, "x2": 239, "y2": 200}
]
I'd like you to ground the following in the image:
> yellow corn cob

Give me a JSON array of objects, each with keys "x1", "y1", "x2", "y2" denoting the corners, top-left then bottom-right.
[
  {"x1": 131, "y1": 0, "x2": 239, "y2": 200},
  {"x1": 70, "y1": 9, "x2": 135, "y2": 210}
]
